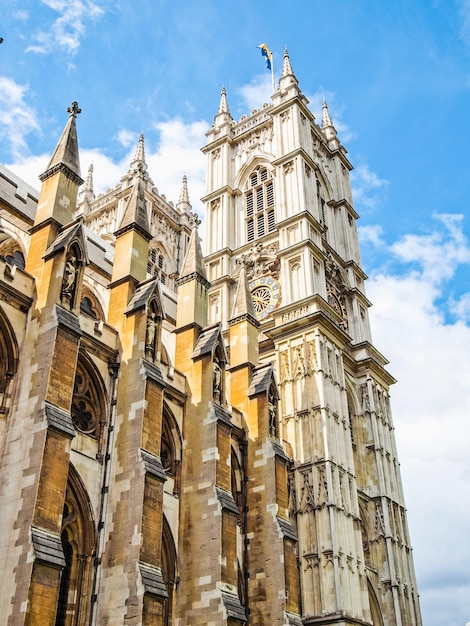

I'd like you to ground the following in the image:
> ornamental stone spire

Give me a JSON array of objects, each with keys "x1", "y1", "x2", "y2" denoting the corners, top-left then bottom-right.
[
  {"x1": 85, "y1": 162, "x2": 94, "y2": 194},
  {"x1": 40, "y1": 101, "x2": 83, "y2": 185},
  {"x1": 218, "y1": 86, "x2": 230, "y2": 114},
  {"x1": 117, "y1": 176, "x2": 151, "y2": 236},
  {"x1": 321, "y1": 99, "x2": 333, "y2": 127},
  {"x1": 214, "y1": 86, "x2": 233, "y2": 130},
  {"x1": 321, "y1": 99, "x2": 339, "y2": 149},
  {"x1": 176, "y1": 174, "x2": 192, "y2": 215},
  {"x1": 77, "y1": 163, "x2": 95, "y2": 215},
  {"x1": 276, "y1": 47, "x2": 300, "y2": 97},
  {"x1": 230, "y1": 264, "x2": 258, "y2": 326},
  {"x1": 128, "y1": 133, "x2": 148, "y2": 176},
  {"x1": 281, "y1": 47, "x2": 294, "y2": 77},
  {"x1": 179, "y1": 221, "x2": 207, "y2": 282}
]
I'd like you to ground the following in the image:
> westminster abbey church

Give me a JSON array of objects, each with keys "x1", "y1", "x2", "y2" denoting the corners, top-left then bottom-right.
[{"x1": 0, "y1": 50, "x2": 422, "y2": 625}]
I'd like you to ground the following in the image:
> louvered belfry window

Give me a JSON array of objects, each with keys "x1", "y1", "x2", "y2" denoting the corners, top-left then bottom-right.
[{"x1": 245, "y1": 167, "x2": 275, "y2": 242}]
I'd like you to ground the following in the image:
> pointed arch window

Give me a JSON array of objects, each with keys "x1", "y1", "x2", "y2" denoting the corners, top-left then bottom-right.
[
  {"x1": 0, "y1": 310, "x2": 18, "y2": 416},
  {"x1": 0, "y1": 235, "x2": 26, "y2": 270},
  {"x1": 71, "y1": 357, "x2": 106, "y2": 452},
  {"x1": 245, "y1": 166, "x2": 275, "y2": 242},
  {"x1": 147, "y1": 246, "x2": 168, "y2": 286},
  {"x1": 55, "y1": 466, "x2": 96, "y2": 626}
]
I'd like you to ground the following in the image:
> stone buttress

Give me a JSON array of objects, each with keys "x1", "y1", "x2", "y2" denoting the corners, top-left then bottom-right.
[
  {"x1": 229, "y1": 265, "x2": 302, "y2": 626},
  {"x1": 97, "y1": 172, "x2": 168, "y2": 623},
  {"x1": 0, "y1": 103, "x2": 87, "y2": 624},
  {"x1": 175, "y1": 225, "x2": 245, "y2": 624}
]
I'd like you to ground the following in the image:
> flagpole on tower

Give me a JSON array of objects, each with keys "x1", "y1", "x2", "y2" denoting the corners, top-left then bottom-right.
[
  {"x1": 258, "y1": 43, "x2": 275, "y2": 93},
  {"x1": 270, "y1": 54, "x2": 275, "y2": 93}
]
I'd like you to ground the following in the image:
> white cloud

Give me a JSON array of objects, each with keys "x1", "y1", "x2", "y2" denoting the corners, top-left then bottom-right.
[
  {"x1": 7, "y1": 118, "x2": 208, "y2": 219},
  {"x1": 237, "y1": 74, "x2": 273, "y2": 115},
  {"x1": 357, "y1": 224, "x2": 385, "y2": 248},
  {"x1": 365, "y1": 214, "x2": 470, "y2": 626},
  {"x1": 0, "y1": 77, "x2": 40, "y2": 160},
  {"x1": 26, "y1": 0, "x2": 105, "y2": 55},
  {"x1": 116, "y1": 129, "x2": 138, "y2": 149},
  {"x1": 450, "y1": 291, "x2": 470, "y2": 322},
  {"x1": 147, "y1": 118, "x2": 207, "y2": 218},
  {"x1": 391, "y1": 213, "x2": 470, "y2": 283},
  {"x1": 351, "y1": 163, "x2": 389, "y2": 212}
]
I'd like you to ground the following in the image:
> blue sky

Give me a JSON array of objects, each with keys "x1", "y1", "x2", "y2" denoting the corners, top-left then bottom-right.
[{"x1": 1, "y1": 2, "x2": 470, "y2": 624}]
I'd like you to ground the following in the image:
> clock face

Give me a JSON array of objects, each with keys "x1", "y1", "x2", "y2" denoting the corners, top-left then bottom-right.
[{"x1": 250, "y1": 276, "x2": 281, "y2": 320}]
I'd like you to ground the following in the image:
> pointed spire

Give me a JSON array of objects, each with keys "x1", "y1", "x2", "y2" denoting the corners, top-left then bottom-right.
[
  {"x1": 176, "y1": 174, "x2": 192, "y2": 216},
  {"x1": 135, "y1": 133, "x2": 145, "y2": 162},
  {"x1": 281, "y1": 47, "x2": 294, "y2": 77},
  {"x1": 214, "y1": 85, "x2": 233, "y2": 128},
  {"x1": 230, "y1": 264, "x2": 259, "y2": 326},
  {"x1": 77, "y1": 163, "x2": 95, "y2": 214},
  {"x1": 39, "y1": 101, "x2": 83, "y2": 185},
  {"x1": 179, "y1": 220, "x2": 208, "y2": 282},
  {"x1": 322, "y1": 100, "x2": 333, "y2": 128},
  {"x1": 85, "y1": 162, "x2": 94, "y2": 193},
  {"x1": 117, "y1": 177, "x2": 150, "y2": 235},
  {"x1": 321, "y1": 99, "x2": 339, "y2": 148},
  {"x1": 128, "y1": 133, "x2": 148, "y2": 176},
  {"x1": 275, "y1": 47, "x2": 299, "y2": 98},
  {"x1": 179, "y1": 174, "x2": 189, "y2": 204},
  {"x1": 218, "y1": 86, "x2": 230, "y2": 114}
]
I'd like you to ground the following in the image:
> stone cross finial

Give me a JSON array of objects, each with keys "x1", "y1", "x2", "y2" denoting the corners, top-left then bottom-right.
[
  {"x1": 67, "y1": 101, "x2": 81, "y2": 117},
  {"x1": 189, "y1": 212, "x2": 201, "y2": 228}
]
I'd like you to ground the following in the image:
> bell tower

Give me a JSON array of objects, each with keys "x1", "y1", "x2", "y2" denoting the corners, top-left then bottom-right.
[{"x1": 203, "y1": 49, "x2": 422, "y2": 626}]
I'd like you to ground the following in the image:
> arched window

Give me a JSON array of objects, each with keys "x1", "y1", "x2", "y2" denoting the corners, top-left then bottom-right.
[
  {"x1": 161, "y1": 516, "x2": 177, "y2": 626},
  {"x1": 368, "y1": 580, "x2": 385, "y2": 626},
  {"x1": 80, "y1": 289, "x2": 104, "y2": 321},
  {"x1": 0, "y1": 234, "x2": 26, "y2": 270},
  {"x1": 161, "y1": 403, "x2": 182, "y2": 495},
  {"x1": 0, "y1": 307, "x2": 18, "y2": 416},
  {"x1": 55, "y1": 465, "x2": 95, "y2": 626},
  {"x1": 71, "y1": 356, "x2": 107, "y2": 454},
  {"x1": 147, "y1": 247, "x2": 168, "y2": 286},
  {"x1": 245, "y1": 166, "x2": 275, "y2": 242}
]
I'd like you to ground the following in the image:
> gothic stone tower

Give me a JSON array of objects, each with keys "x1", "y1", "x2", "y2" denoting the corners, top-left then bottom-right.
[
  {"x1": 0, "y1": 51, "x2": 422, "y2": 626},
  {"x1": 203, "y1": 50, "x2": 422, "y2": 626}
]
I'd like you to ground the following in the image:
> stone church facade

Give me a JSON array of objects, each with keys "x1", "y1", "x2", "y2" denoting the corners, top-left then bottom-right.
[{"x1": 0, "y1": 51, "x2": 421, "y2": 625}]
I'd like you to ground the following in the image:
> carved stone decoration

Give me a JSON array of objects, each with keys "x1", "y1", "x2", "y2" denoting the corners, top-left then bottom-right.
[
  {"x1": 374, "y1": 501, "x2": 386, "y2": 539},
  {"x1": 213, "y1": 358, "x2": 222, "y2": 402},
  {"x1": 61, "y1": 249, "x2": 79, "y2": 308},
  {"x1": 235, "y1": 242, "x2": 280, "y2": 281},
  {"x1": 287, "y1": 468, "x2": 297, "y2": 517},
  {"x1": 233, "y1": 124, "x2": 274, "y2": 157},
  {"x1": 324, "y1": 252, "x2": 350, "y2": 330},
  {"x1": 71, "y1": 363, "x2": 100, "y2": 436},
  {"x1": 304, "y1": 553, "x2": 320, "y2": 571},
  {"x1": 212, "y1": 346, "x2": 225, "y2": 405},
  {"x1": 280, "y1": 349, "x2": 290, "y2": 383},
  {"x1": 361, "y1": 383, "x2": 371, "y2": 413},
  {"x1": 145, "y1": 312, "x2": 157, "y2": 359},
  {"x1": 307, "y1": 341, "x2": 317, "y2": 374},
  {"x1": 359, "y1": 518, "x2": 371, "y2": 566},
  {"x1": 283, "y1": 160, "x2": 294, "y2": 175},
  {"x1": 317, "y1": 465, "x2": 328, "y2": 507},
  {"x1": 298, "y1": 468, "x2": 316, "y2": 514},
  {"x1": 292, "y1": 345, "x2": 305, "y2": 380},
  {"x1": 268, "y1": 385, "x2": 278, "y2": 438}
]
